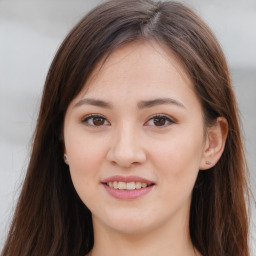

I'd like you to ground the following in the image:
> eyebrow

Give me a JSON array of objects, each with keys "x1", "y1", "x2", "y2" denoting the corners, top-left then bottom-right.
[
  {"x1": 73, "y1": 98, "x2": 112, "y2": 108},
  {"x1": 137, "y1": 98, "x2": 185, "y2": 109},
  {"x1": 73, "y1": 97, "x2": 185, "y2": 109}
]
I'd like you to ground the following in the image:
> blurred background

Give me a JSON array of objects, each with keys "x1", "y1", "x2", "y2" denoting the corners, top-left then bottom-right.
[{"x1": 0, "y1": 0, "x2": 255, "y2": 253}]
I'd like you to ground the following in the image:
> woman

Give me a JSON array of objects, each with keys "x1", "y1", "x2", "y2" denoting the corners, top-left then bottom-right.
[{"x1": 1, "y1": 0, "x2": 250, "y2": 255}]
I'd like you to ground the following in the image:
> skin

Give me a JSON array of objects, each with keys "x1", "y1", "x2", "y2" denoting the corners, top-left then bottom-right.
[{"x1": 64, "y1": 41, "x2": 227, "y2": 256}]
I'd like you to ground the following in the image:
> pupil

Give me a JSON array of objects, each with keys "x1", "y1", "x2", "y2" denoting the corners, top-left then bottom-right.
[
  {"x1": 154, "y1": 118, "x2": 165, "y2": 126},
  {"x1": 93, "y1": 117, "x2": 104, "y2": 126}
]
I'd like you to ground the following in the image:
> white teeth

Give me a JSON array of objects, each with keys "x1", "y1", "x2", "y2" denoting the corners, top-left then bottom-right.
[
  {"x1": 141, "y1": 182, "x2": 147, "y2": 188},
  {"x1": 107, "y1": 181, "x2": 150, "y2": 190},
  {"x1": 113, "y1": 181, "x2": 118, "y2": 189},
  {"x1": 118, "y1": 182, "x2": 126, "y2": 190},
  {"x1": 135, "y1": 181, "x2": 141, "y2": 189},
  {"x1": 126, "y1": 182, "x2": 135, "y2": 190}
]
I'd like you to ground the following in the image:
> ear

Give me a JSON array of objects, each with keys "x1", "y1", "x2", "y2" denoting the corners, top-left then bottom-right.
[
  {"x1": 200, "y1": 117, "x2": 228, "y2": 170},
  {"x1": 63, "y1": 142, "x2": 68, "y2": 165}
]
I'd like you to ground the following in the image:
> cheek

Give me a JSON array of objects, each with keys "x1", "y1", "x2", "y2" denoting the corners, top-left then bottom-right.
[
  {"x1": 65, "y1": 128, "x2": 105, "y2": 168},
  {"x1": 149, "y1": 135, "x2": 203, "y2": 213},
  {"x1": 64, "y1": 131, "x2": 106, "y2": 193},
  {"x1": 150, "y1": 126, "x2": 204, "y2": 187}
]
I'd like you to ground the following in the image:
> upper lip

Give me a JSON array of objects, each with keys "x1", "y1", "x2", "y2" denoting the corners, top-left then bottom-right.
[{"x1": 101, "y1": 175, "x2": 155, "y2": 185}]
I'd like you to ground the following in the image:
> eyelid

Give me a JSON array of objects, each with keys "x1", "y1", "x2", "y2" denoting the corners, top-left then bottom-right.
[
  {"x1": 80, "y1": 113, "x2": 175, "y2": 128},
  {"x1": 144, "y1": 114, "x2": 176, "y2": 127},
  {"x1": 81, "y1": 114, "x2": 110, "y2": 127}
]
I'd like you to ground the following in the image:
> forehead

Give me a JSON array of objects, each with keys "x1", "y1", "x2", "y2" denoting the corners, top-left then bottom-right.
[{"x1": 73, "y1": 41, "x2": 197, "y2": 106}]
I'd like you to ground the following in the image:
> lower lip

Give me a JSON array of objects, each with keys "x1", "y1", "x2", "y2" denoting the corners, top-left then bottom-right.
[{"x1": 102, "y1": 184, "x2": 154, "y2": 200}]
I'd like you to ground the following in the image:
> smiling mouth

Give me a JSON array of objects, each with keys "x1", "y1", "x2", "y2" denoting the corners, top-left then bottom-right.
[
  {"x1": 102, "y1": 176, "x2": 155, "y2": 199},
  {"x1": 103, "y1": 181, "x2": 154, "y2": 190}
]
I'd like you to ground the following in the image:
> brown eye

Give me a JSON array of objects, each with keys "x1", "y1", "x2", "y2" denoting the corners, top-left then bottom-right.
[
  {"x1": 82, "y1": 115, "x2": 110, "y2": 127},
  {"x1": 153, "y1": 117, "x2": 166, "y2": 126},
  {"x1": 93, "y1": 117, "x2": 105, "y2": 126},
  {"x1": 145, "y1": 114, "x2": 175, "y2": 127}
]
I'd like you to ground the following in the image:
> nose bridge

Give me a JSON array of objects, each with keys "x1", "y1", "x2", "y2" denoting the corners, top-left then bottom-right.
[
  {"x1": 107, "y1": 120, "x2": 146, "y2": 167},
  {"x1": 114, "y1": 121, "x2": 138, "y2": 157}
]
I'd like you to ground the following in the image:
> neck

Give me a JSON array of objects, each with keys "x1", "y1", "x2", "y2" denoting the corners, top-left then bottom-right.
[{"x1": 89, "y1": 211, "x2": 199, "y2": 256}]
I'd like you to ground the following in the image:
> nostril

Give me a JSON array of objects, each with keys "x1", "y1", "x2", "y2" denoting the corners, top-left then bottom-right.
[
  {"x1": 106, "y1": 142, "x2": 147, "y2": 167},
  {"x1": 110, "y1": 160, "x2": 118, "y2": 166}
]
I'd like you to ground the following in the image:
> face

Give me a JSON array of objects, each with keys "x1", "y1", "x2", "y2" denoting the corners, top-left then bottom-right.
[{"x1": 64, "y1": 41, "x2": 207, "y2": 235}]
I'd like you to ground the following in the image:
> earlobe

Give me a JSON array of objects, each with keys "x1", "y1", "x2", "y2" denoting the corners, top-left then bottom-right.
[
  {"x1": 63, "y1": 147, "x2": 69, "y2": 165},
  {"x1": 63, "y1": 154, "x2": 69, "y2": 165},
  {"x1": 200, "y1": 117, "x2": 228, "y2": 170},
  {"x1": 63, "y1": 143, "x2": 69, "y2": 165}
]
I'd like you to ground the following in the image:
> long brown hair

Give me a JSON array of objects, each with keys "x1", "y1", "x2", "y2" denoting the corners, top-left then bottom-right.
[{"x1": 1, "y1": 0, "x2": 250, "y2": 255}]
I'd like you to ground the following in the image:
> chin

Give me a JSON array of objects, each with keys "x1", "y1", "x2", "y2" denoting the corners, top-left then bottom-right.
[
  {"x1": 108, "y1": 220, "x2": 153, "y2": 235},
  {"x1": 93, "y1": 208, "x2": 160, "y2": 235}
]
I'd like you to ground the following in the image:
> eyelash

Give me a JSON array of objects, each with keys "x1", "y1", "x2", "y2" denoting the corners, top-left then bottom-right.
[
  {"x1": 81, "y1": 114, "x2": 175, "y2": 127},
  {"x1": 81, "y1": 114, "x2": 110, "y2": 127},
  {"x1": 145, "y1": 114, "x2": 175, "y2": 127}
]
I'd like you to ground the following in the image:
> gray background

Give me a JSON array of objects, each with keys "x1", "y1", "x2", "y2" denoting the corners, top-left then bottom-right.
[{"x1": 0, "y1": 0, "x2": 255, "y2": 253}]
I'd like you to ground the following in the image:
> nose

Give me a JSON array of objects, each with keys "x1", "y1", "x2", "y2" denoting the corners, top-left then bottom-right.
[{"x1": 106, "y1": 123, "x2": 146, "y2": 168}]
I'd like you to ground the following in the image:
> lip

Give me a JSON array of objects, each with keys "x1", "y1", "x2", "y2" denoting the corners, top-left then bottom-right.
[
  {"x1": 101, "y1": 175, "x2": 155, "y2": 200},
  {"x1": 101, "y1": 175, "x2": 155, "y2": 185},
  {"x1": 103, "y1": 184, "x2": 154, "y2": 200}
]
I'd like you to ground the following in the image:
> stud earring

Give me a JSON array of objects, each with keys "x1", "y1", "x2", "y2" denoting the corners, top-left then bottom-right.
[
  {"x1": 63, "y1": 154, "x2": 68, "y2": 164},
  {"x1": 205, "y1": 160, "x2": 212, "y2": 165}
]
